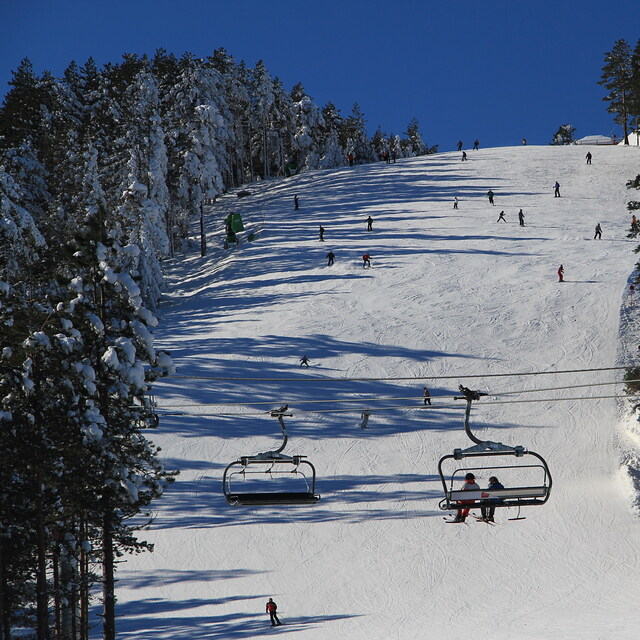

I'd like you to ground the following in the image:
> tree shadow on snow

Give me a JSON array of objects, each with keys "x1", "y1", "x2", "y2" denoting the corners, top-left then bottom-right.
[{"x1": 115, "y1": 595, "x2": 360, "y2": 639}]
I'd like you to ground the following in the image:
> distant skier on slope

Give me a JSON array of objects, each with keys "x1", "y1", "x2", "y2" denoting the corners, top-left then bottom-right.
[
  {"x1": 473, "y1": 139, "x2": 479, "y2": 150},
  {"x1": 594, "y1": 223, "x2": 602, "y2": 239},
  {"x1": 362, "y1": 252, "x2": 371, "y2": 268},
  {"x1": 300, "y1": 354, "x2": 310, "y2": 367},
  {"x1": 585, "y1": 151, "x2": 592, "y2": 165},
  {"x1": 423, "y1": 387, "x2": 431, "y2": 406},
  {"x1": 461, "y1": 151, "x2": 468, "y2": 161},
  {"x1": 453, "y1": 197, "x2": 459, "y2": 209},
  {"x1": 326, "y1": 250, "x2": 335, "y2": 266},
  {"x1": 266, "y1": 598, "x2": 282, "y2": 627},
  {"x1": 497, "y1": 211, "x2": 506, "y2": 223},
  {"x1": 487, "y1": 190, "x2": 495, "y2": 205},
  {"x1": 452, "y1": 473, "x2": 480, "y2": 522},
  {"x1": 294, "y1": 194, "x2": 300, "y2": 210},
  {"x1": 518, "y1": 209, "x2": 525, "y2": 226},
  {"x1": 319, "y1": 225, "x2": 325, "y2": 241},
  {"x1": 366, "y1": 216, "x2": 373, "y2": 231},
  {"x1": 557, "y1": 264, "x2": 564, "y2": 282},
  {"x1": 457, "y1": 140, "x2": 463, "y2": 151},
  {"x1": 593, "y1": 222, "x2": 602, "y2": 240},
  {"x1": 554, "y1": 181, "x2": 561, "y2": 197}
]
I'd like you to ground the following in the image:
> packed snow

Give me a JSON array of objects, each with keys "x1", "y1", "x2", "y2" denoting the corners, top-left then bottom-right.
[{"x1": 114, "y1": 144, "x2": 640, "y2": 640}]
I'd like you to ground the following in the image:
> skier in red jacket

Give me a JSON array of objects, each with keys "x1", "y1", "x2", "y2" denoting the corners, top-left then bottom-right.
[
  {"x1": 266, "y1": 598, "x2": 282, "y2": 627},
  {"x1": 557, "y1": 264, "x2": 564, "y2": 282},
  {"x1": 452, "y1": 473, "x2": 480, "y2": 522}
]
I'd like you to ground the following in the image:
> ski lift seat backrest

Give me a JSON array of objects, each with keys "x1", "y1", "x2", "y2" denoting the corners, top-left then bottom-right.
[{"x1": 442, "y1": 485, "x2": 550, "y2": 510}]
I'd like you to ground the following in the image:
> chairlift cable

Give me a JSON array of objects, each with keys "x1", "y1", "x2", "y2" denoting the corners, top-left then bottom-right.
[
  {"x1": 161, "y1": 364, "x2": 631, "y2": 383},
  {"x1": 154, "y1": 379, "x2": 640, "y2": 409},
  {"x1": 156, "y1": 392, "x2": 630, "y2": 417}
]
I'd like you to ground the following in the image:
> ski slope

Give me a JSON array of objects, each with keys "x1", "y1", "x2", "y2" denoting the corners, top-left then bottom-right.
[{"x1": 115, "y1": 144, "x2": 640, "y2": 640}]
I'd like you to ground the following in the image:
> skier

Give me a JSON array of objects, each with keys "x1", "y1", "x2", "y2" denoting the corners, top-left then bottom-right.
[
  {"x1": 518, "y1": 209, "x2": 525, "y2": 226},
  {"x1": 632, "y1": 215, "x2": 638, "y2": 233},
  {"x1": 326, "y1": 250, "x2": 335, "y2": 266},
  {"x1": 319, "y1": 225, "x2": 325, "y2": 241},
  {"x1": 423, "y1": 387, "x2": 431, "y2": 406},
  {"x1": 294, "y1": 194, "x2": 299, "y2": 210},
  {"x1": 522, "y1": 137, "x2": 527, "y2": 145},
  {"x1": 266, "y1": 598, "x2": 282, "y2": 627},
  {"x1": 487, "y1": 190, "x2": 495, "y2": 205},
  {"x1": 497, "y1": 211, "x2": 506, "y2": 223},
  {"x1": 452, "y1": 473, "x2": 480, "y2": 522},
  {"x1": 480, "y1": 476, "x2": 505, "y2": 522},
  {"x1": 457, "y1": 140, "x2": 463, "y2": 151},
  {"x1": 362, "y1": 252, "x2": 371, "y2": 268},
  {"x1": 554, "y1": 181, "x2": 561, "y2": 197},
  {"x1": 347, "y1": 152, "x2": 354, "y2": 166},
  {"x1": 594, "y1": 223, "x2": 602, "y2": 239},
  {"x1": 557, "y1": 264, "x2": 564, "y2": 282},
  {"x1": 366, "y1": 216, "x2": 373, "y2": 231},
  {"x1": 473, "y1": 139, "x2": 479, "y2": 150},
  {"x1": 300, "y1": 355, "x2": 310, "y2": 368},
  {"x1": 585, "y1": 151, "x2": 592, "y2": 165},
  {"x1": 461, "y1": 151, "x2": 467, "y2": 161},
  {"x1": 453, "y1": 197, "x2": 459, "y2": 209}
]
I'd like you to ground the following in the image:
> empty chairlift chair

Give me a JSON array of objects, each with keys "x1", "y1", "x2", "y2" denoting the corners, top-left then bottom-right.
[{"x1": 222, "y1": 406, "x2": 320, "y2": 506}]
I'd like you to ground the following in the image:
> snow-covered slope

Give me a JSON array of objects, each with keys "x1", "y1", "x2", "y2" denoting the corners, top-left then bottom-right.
[{"x1": 115, "y1": 145, "x2": 640, "y2": 640}]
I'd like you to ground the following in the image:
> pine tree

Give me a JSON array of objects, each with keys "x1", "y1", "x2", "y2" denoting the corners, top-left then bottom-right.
[
  {"x1": 599, "y1": 38, "x2": 634, "y2": 145},
  {"x1": 0, "y1": 58, "x2": 43, "y2": 149},
  {"x1": 341, "y1": 103, "x2": 375, "y2": 164},
  {"x1": 551, "y1": 124, "x2": 576, "y2": 145},
  {"x1": 629, "y1": 39, "x2": 640, "y2": 144},
  {"x1": 371, "y1": 126, "x2": 388, "y2": 160}
]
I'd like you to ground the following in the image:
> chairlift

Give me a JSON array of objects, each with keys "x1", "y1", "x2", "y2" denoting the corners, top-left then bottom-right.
[
  {"x1": 438, "y1": 385, "x2": 552, "y2": 520},
  {"x1": 222, "y1": 406, "x2": 320, "y2": 506}
]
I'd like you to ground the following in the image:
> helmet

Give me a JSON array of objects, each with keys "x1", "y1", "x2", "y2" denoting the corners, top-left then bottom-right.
[{"x1": 465, "y1": 473, "x2": 475, "y2": 481}]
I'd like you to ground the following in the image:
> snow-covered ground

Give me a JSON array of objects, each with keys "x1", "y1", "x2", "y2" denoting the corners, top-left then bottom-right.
[{"x1": 114, "y1": 144, "x2": 640, "y2": 640}]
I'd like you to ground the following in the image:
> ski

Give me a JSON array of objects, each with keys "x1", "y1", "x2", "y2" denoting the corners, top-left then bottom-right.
[
  {"x1": 443, "y1": 517, "x2": 468, "y2": 525},
  {"x1": 471, "y1": 515, "x2": 496, "y2": 525}
]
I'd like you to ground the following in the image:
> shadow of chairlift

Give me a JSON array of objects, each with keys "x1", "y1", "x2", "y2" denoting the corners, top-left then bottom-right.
[
  {"x1": 222, "y1": 405, "x2": 320, "y2": 506},
  {"x1": 438, "y1": 385, "x2": 552, "y2": 521}
]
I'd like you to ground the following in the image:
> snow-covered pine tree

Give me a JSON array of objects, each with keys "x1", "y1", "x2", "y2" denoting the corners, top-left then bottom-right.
[
  {"x1": 371, "y1": 126, "x2": 388, "y2": 160},
  {"x1": 341, "y1": 103, "x2": 375, "y2": 164},
  {"x1": 162, "y1": 54, "x2": 230, "y2": 251},
  {"x1": 208, "y1": 48, "x2": 252, "y2": 186},
  {"x1": 248, "y1": 60, "x2": 277, "y2": 180},
  {"x1": 629, "y1": 39, "x2": 640, "y2": 144},
  {"x1": 58, "y1": 209, "x2": 176, "y2": 640},
  {"x1": 551, "y1": 124, "x2": 576, "y2": 145},
  {"x1": 319, "y1": 102, "x2": 345, "y2": 168},
  {"x1": 291, "y1": 82, "x2": 325, "y2": 172},
  {"x1": 269, "y1": 76, "x2": 297, "y2": 177},
  {"x1": 404, "y1": 117, "x2": 432, "y2": 156}
]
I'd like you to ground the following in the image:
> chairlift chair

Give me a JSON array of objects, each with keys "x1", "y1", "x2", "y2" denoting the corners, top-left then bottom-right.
[
  {"x1": 222, "y1": 407, "x2": 320, "y2": 506},
  {"x1": 438, "y1": 386, "x2": 552, "y2": 519}
]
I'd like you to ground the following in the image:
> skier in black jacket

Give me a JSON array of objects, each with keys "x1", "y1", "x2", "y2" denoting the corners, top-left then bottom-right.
[{"x1": 481, "y1": 476, "x2": 505, "y2": 522}]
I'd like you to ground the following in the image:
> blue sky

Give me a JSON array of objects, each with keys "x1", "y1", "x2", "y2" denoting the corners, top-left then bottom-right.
[{"x1": 1, "y1": 0, "x2": 639, "y2": 150}]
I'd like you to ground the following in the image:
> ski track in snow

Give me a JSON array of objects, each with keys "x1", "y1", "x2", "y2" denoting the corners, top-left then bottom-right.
[{"x1": 114, "y1": 145, "x2": 640, "y2": 640}]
